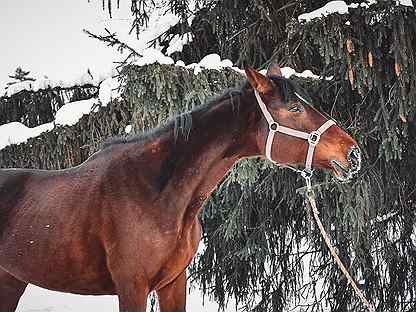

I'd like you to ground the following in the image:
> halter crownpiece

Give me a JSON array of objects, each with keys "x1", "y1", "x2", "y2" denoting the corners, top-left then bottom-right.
[{"x1": 254, "y1": 90, "x2": 336, "y2": 176}]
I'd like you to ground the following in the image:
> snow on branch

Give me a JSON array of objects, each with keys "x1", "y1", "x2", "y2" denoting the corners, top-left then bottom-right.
[{"x1": 298, "y1": 0, "x2": 413, "y2": 22}]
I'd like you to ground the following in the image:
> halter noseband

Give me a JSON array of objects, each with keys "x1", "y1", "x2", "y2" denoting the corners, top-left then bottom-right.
[{"x1": 254, "y1": 90, "x2": 335, "y2": 180}]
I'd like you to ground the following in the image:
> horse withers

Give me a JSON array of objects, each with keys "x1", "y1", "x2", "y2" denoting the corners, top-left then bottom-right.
[{"x1": 0, "y1": 64, "x2": 361, "y2": 312}]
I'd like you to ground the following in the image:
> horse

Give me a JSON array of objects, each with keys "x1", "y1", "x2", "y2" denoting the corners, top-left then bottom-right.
[{"x1": 0, "y1": 64, "x2": 361, "y2": 312}]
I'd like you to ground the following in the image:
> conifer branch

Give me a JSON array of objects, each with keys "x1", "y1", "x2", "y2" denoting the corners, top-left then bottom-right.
[
  {"x1": 83, "y1": 28, "x2": 142, "y2": 66},
  {"x1": 83, "y1": 28, "x2": 142, "y2": 58}
]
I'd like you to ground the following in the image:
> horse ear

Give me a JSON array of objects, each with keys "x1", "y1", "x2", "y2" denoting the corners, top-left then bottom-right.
[
  {"x1": 266, "y1": 61, "x2": 283, "y2": 77},
  {"x1": 244, "y1": 67, "x2": 274, "y2": 94}
]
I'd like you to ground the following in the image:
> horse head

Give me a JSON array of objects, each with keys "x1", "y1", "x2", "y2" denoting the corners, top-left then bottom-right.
[{"x1": 245, "y1": 64, "x2": 361, "y2": 181}]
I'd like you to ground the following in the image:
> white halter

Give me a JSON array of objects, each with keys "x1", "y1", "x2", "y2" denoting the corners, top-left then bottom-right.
[{"x1": 254, "y1": 90, "x2": 335, "y2": 176}]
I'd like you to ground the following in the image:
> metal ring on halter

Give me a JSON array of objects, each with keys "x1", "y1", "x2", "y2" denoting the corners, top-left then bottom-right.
[
  {"x1": 308, "y1": 131, "x2": 321, "y2": 146},
  {"x1": 301, "y1": 170, "x2": 313, "y2": 179},
  {"x1": 269, "y1": 122, "x2": 279, "y2": 131}
]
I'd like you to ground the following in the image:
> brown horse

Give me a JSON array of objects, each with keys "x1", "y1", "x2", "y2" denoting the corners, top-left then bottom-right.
[{"x1": 0, "y1": 64, "x2": 361, "y2": 312}]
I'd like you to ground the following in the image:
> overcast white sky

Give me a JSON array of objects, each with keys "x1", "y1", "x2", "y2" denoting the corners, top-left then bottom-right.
[{"x1": 0, "y1": 0, "x2": 133, "y2": 88}]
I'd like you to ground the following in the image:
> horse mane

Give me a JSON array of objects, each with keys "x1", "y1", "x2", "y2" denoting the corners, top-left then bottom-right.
[
  {"x1": 101, "y1": 82, "x2": 250, "y2": 150},
  {"x1": 101, "y1": 77, "x2": 311, "y2": 150}
]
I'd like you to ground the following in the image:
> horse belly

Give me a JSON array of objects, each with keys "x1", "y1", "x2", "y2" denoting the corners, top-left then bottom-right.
[
  {"x1": 0, "y1": 228, "x2": 116, "y2": 295},
  {"x1": 0, "y1": 173, "x2": 117, "y2": 295},
  {"x1": 36, "y1": 271, "x2": 116, "y2": 295},
  {"x1": 0, "y1": 248, "x2": 116, "y2": 295},
  {"x1": 27, "y1": 267, "x2": 116, "y2": 296}
]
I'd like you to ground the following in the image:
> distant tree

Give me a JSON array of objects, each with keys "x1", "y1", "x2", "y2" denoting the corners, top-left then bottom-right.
[
  {"x1": 5, "y1": 67, "x2": 35, "y2": 89},
  {"x1": 1, "y1": 65, "x2": 98, "y2": 127}
]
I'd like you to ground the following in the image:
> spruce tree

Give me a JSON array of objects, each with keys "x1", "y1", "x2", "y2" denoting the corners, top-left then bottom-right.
[
  {"x1": 86, "y1": 1, "x2": 416, "y2": 311},
  {"x1": 5, "y1": 67, "x2": 35, "y2": 89}
]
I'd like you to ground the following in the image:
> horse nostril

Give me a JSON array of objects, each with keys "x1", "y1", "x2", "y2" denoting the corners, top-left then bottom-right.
[{"x1": 347, "y1": 147, "x2": 361, "y2": 172}]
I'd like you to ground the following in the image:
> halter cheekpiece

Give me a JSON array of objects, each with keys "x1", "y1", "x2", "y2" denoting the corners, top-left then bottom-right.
[{"x1": 254, "y1": 90, "x2": 335, "y2": 181}]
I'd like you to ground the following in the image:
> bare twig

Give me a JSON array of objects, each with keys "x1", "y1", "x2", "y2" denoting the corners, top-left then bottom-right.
[
  {"x1": 83, "y1": 28, "x2": 143, "y2": 68},
  {"x1": 83, "y1": 28, "x2": 142, "y2": 58}
]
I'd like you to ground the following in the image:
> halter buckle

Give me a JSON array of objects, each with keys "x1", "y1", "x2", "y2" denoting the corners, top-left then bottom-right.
[
  {"x1": 308, "y1": 131, "x2": 320, "y2": 146},
  {"x1": 269, "y1": 122, "x2": 279, "y2": 132}
]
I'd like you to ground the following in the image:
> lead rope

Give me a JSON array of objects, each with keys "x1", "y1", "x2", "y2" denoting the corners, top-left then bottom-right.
[
  {"x1": 303, "y1": 169, "x2": 376, "y2": 312},
  {"x1": 253, "y1": 89, "x2": 375, "y2": 311}
]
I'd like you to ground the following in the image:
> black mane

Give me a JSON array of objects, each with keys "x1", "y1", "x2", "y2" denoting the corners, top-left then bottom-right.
[{"x1": 101, "y1": 83, "x2": 249, "y2": 149}]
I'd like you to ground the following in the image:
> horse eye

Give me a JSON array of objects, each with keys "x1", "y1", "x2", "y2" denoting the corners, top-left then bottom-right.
[{"x1": 288, "y1": 105, "x2": 303, "y2": 113}]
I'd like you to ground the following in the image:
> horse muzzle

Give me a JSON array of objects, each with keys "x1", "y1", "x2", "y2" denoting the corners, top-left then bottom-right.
[{"x1": 331, "y1": 147, "x2": 362, "y2": 182}]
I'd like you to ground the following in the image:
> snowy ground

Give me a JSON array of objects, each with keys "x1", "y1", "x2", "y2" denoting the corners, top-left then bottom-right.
[
  {"x1": 17, "y1": 285, "x2": 118, "y2": 312},
  {"x1": 17, "y1": 283, "x2": 224, "y2": 312}
]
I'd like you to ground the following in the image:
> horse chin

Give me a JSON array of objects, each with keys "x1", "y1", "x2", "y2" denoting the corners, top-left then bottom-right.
[{"x1": 330, "y1": 160, "x2": 353, "y2": 183}]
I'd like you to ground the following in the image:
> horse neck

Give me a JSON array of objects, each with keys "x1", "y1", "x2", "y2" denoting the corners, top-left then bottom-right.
[{"x1": 161, "y1": 90, "x2": 260, "y2": 224}]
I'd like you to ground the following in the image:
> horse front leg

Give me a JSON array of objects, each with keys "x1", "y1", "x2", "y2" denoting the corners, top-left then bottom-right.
[
  {"x1": 0, "y1": 268, "x2": 28, "y2": 312},
  {"x1": 107, "y1": 257, "x2": 149, "y2": 312},
  {"x1": 157, "y1": 270, "x2": 187, "y2": 312},
  {"x1": 115, "y1": 276, "x2": 149, "y2": 312},
  {"x1": 117, "y1": 289, "x2": 148, "y2": 312}
]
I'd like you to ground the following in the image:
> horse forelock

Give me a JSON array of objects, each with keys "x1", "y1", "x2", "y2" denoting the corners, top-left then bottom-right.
[{"x1": 269, "y1": 76, "x2": 314, "y2": 106}]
